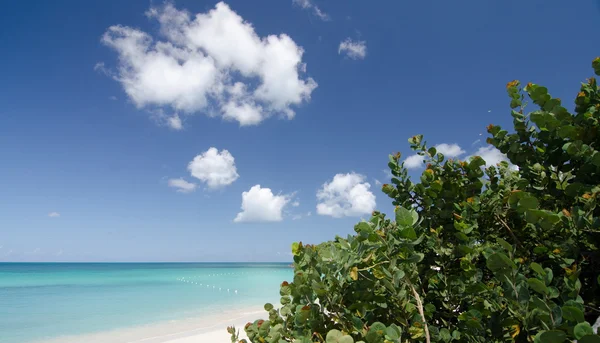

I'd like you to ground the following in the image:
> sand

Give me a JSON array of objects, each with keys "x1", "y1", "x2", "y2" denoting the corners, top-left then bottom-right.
[{"x1": 33, "y1": 306, "x2": 265, "y2": 343}]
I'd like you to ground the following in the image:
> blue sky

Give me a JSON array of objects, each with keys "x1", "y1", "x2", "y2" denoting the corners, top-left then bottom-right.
[{"x1": 1, "y1": 0, "x2": 599, "y2": 262}]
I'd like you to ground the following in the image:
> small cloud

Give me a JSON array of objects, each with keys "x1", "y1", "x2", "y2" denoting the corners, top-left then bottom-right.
[
  {"x1": 306, "y1": 211, "x2": 312, "y2": 216},
  {"x1": 167, "y1": 114, "x2": 183, "y2": 130},
  {"x1": 435, "y1": 143, "x2": 465, "y2": 158},
  {"x1": 168, "y1": 178, "x2": 197, "y2": 193},
  {"x1": 292, "y1": 0, "x2": 330, "y2": 21},
  {"x1": 292, "y1": 201, "x2": 300, "y2": 207},
  {"x1": 109, "y1": 96, "x2": 118, "y2": 101},
  {"x1": 234, "y1": 185, "x2": 294, "y2": 223},
  {"x1": 488, "y1": 110, "x2": 492, "y2": 112},
  {"x1": 317, "y1": 172, "x2": 376, "y2": 218},
  {"x1": 188, "y1": 147, "x2": 239, "y2": 189},
  {"x1": 56, "y1": 250, "x2": 64, "y2": 256},
  {"x1": 48, "y1": 212, "x2": 60, "y2": 218},
  {"x1": 292, "y1": 214, "x2": 302, "y2": 220},
  {"x1": 374, "y1": 179, "x2": 382, "y2": 186},
  {"x1": 472, "y1": 139, "x2": 481, "y2": 146},
  {"x1": 338, "y1": 38, "x2": 367, "y2": 60},
  {"x1": 93, "y1": 62, "x2": 112, "y2": 77},
  {"x1": 403, "y1": 143, "x2": 465, "y2": 170},
  {"x1": 403, "y1": 154, "x2": 423, "y2": 169},
  {"x1": 470, "y1": 146, "x2": 517, "y2": 170}
]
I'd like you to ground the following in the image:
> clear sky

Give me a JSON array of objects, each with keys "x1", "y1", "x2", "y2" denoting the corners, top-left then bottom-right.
[{"x1": 1, "y1": 0, "x2": 599, "y2": 262}]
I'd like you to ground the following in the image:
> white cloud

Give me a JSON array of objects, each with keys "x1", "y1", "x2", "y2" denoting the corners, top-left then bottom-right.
[
  {"x1": 338, "y1": 38, "x2": 367, "y2": 60},
  {"x1": 292, "y1": 201, "x2": 300, "y2": 207},
  {"x1": 470, "y1": 146, "x2": 516, "y2": 169},
  {"x1": 435, "y1": 143, "x2": 465, "y2": 158},
  {"x1": 403, "y1": 143, "x2": 465, "y2": 170},
  {"x1": 403, "y1": 154, "x2": 423, "y2": 169},
  {"x1": 317, "y1": 173, "x2": 376, "y2": 218},
  {"x1": 234, "y1": 185, "x2": 292, "y2": 223},
  {"x1": 292, "y1": 214, "x2": 302, "y2": 220},
  {"x1": 48, "y1": 212, "x2": 60, "y2": 218},
  {"x1": 100, "y1": 2, "x2": 317, "y2": 127},
  {"x1": 292, "y1": 0, "x2": 329, "y2": 21},
  {"x1": 167, "y1": 114, "x2": 183, "y2": 130},
  {"x1": 374, "y1": 179, "x2": 382, "y2": 186},
  {"x1": 109, "y1": 95, "x2": 118, "y2": 101},
  {"x1": 168, "y1": 178, "x2": 197, "y2": 193},
  {"x1": 188, "y1": 147, "x2": 239, "y2": 189}
]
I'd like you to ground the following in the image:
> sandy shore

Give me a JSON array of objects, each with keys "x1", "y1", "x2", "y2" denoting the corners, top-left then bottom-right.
[{"x1": 33, "y1": 306, "x2": 268, "y2": 343}]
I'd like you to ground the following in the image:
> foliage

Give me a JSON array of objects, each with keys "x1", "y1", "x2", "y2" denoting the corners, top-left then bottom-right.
[{"x1": 230, "y1": 58, "x2": 600, "y2": 342}]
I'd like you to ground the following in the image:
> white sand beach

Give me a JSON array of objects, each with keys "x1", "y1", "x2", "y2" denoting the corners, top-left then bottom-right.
[{"x1": 33, "y1": 306, "x2": 266, "y2": 343}]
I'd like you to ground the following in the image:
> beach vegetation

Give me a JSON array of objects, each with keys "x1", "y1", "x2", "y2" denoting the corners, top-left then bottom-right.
[{"x1": 230, "y1": 58, "x2": 600, "y2": 342}]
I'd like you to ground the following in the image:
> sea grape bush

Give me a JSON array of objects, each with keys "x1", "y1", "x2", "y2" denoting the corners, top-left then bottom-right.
[{"x1": 229, "y1": 58, "x2": 600, "y2": 342}]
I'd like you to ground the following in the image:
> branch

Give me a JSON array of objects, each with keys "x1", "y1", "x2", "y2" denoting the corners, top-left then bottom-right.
[
  {"x1": 408, "y1": 280, "x2": 431, "y2": 343},
  {"x1": 496, "y1": 215, "x2": 523, "y2": 249}
]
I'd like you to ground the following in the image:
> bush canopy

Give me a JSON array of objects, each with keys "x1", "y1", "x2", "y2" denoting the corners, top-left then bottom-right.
[{"x1": 229, "y1": 57, "x2": 600, "y2": 343}]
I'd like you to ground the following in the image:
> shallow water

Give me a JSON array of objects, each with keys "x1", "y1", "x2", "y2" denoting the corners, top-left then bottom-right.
[{"x1": 0, "y1": 263, "x2": 292, "y2": 343}]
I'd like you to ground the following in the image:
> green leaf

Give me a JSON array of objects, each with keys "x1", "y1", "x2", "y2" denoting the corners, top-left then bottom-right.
[
  {"x1": 406, "y1": 252, "x2": 424, "y2": 263},
  {"x1": 452, "y1": 330, "x2": 461, "y2": 340},
  {"x1": 326, "y1": 329, "x2": 354, "y2": 343},
  {"x1": 486, "y1": 253, "x2": 516, "y2": 271},
  {"x1": 439, "y1": 328, "x2": 451, "y2": 342},
  {"x1": 528, "y1": 278, "x2": 548, "y2": 295},
  {"x1": 574, "y1": 322, "x2": 594, "y2": 339},
  {"x1": 562, "y1": 306, "x2": 585, "y2": 323},
  {"x1": 393, "y1": 270, "x2": 405, "y2": 287},
  {"x1": 530, "y1": 262, "x2": 546, "y2": 276},
  {"x1": 385, "y1": 324, "x2": 401, "y2": 340},
  {"x1": 518, "y1": 195, "x2": 539, "y2": 212},
  {"x1": 538, "y1": 330, "x2": 567, "y2": 343},
  {"x1": 497, "y1": 238, "x2": 513, "y2": 253},
  {"x1": 395, "y1": 206, "x2": 417, "y2": 226},
  {"x1": 291, "y1": 242, "x2": 301, "y2": 256},
  {"x1": 264, "y1": 303, "x2": 274, "y2": 311},
  {"x1": 399, "y1": 226, "x2": 417, "y2": 240}
]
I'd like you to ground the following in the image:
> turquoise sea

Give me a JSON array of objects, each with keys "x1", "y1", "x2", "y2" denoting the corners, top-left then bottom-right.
[{"x1": 0, "y1": 263, "x2": 293, "y2": 343}]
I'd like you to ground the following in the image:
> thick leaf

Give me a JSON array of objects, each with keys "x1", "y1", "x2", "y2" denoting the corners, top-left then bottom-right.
[
  {"x1": 497, "y1": 238, "x2": 513, "y2": 253},
  {"x1": 396, "y1": 206, "x2": 417, "y2": 226},
  {"x1": 538, "y1": 330, "x2": 567, "y2": 343},
  {"x1": 487, "y1": 253, "x2": 516, "y2": 271},
  {"x1": 530, "y1": 262, "x2": 546, "y2": 276},
  {"x1": 291, "y1": 242, "x2": 301, "y2": 256},
  {"x1": 528, "y1": 278, "x2": 549, "y2": 295},
  {"x1": 439, "y1": 328, "x2": 452, "y2": 342},
  {"x1": 385, "y1": 324, "x2": 401, "y2": 340},
  {"x1": 518, "y1": 195, "x2": 539, "y2": 211},
  {"x1": 562, "y1": 306, "x2": 585, "y2": 323},
  {"x1": 574, "y1": 322, "x2": 594, "y2": 339},
  {"x1": 326, "y1": 330, "x2": 355, "y2": 343}
]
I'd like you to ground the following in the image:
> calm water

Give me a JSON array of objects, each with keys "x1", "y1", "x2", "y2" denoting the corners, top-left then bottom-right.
[{"x1": 0, "y1": 263, "x2": 293, "y2": 343}]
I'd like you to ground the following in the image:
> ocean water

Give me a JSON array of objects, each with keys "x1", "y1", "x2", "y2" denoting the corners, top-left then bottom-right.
[{"x1": 0, "y1": 263, "x2": 293, "y2": 343}]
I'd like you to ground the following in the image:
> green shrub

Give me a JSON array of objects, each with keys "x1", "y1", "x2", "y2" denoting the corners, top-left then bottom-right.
[{"x1": 229, "y1": 58, "x2": 600, "y2": 342}]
